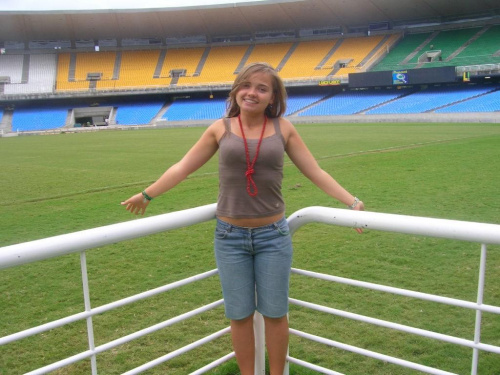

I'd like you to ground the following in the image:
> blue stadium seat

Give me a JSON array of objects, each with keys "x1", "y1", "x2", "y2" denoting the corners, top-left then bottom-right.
[
  {"x1": 285, "y1": 94, "x2": 329, "y2": 116},
  {"x1": 299, "y1": 89, "x2": 411, "y2": 116},
  {"x1": 366, "y1": 85, "x2": 494, "y2": 114},
  {"x1": 435, "y1": 87, "x2": 500, "y2": 113},
  {"x1": 163, "y1": 98, "x2": 227, "y2": 121},
  {"x1": 114, "y1": 100, "x2": 166, "y2": 125},
  {"x1": 12, "y1": 107, "x2": 69, "y2": 131}
]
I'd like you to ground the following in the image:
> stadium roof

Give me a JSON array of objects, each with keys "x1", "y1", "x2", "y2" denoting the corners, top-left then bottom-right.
[
  {"x1": 0, "y1": 0, "x2": 499, "y2": 44},
  {"x1": 0, "y1": 0, "x2": 272, "y2": 12}
]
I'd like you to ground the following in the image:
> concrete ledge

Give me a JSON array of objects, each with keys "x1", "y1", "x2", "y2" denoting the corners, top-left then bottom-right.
[{"x1": 289, "y1": 113, "x2": 500, "y2": 124}]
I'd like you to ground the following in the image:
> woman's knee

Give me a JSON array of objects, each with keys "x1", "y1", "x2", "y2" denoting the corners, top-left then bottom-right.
[
  {"x1": 263, "y1": 314, "x2": 288, "y2": 324},
  {"x1": 231, "y1": 313, "x2": 254, "y2": 326}
]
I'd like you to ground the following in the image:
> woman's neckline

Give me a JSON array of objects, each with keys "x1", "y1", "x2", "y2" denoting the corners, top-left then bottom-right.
[{"x1": 229, "y1": 131, "x2": 278, "y2": 141}]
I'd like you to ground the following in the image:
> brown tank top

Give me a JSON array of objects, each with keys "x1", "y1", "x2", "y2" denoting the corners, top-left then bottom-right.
[{"x1": 216, "y1": 117, "x2": 286, "y2": 218}]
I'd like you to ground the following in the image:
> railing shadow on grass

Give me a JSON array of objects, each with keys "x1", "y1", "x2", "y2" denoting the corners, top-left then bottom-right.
[{"x1": 1, "y1": 203, "x2": 499, "y2": 375}]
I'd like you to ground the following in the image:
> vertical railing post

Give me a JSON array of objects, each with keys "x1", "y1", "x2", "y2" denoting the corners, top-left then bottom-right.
[
  {"x1": 252, "y1": 307, "x2": 291, "y2": 374},
  {"x1": 254, "y1": 311, "x2": 266, "y2": 374},
  {"x1": 80, "y1": 251, "x2": 97, "y2": 375},
  {"x1": 471, "y1": 243, "x2": 487, "y2": 375}
]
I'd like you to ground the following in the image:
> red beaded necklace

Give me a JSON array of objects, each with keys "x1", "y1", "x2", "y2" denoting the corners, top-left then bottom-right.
[{"x1": 238, "y1": 114, "x2": 267, "y2": 197}]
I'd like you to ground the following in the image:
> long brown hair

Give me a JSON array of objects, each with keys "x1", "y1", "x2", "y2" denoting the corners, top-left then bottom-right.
[{"x1": 226, "y1": 62, "x2": 287, "y2": 118}]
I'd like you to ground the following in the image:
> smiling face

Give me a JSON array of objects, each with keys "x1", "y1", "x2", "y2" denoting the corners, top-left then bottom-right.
[
  {"x1": 235, "y1": 72, "x2": 275, "y2": 116},
  {"x1": 226, "y1": 62, "x2": 287, "y2": 118}
]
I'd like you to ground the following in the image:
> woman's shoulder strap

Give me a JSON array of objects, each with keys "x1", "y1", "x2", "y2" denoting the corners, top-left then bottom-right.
[
  {"x1": 223, "y1": 117, "x2": 232, "y2": 133},
  {"x1": 272, "y1": 117, "x2": 285, "y2": 144},
  {"x1": 271, "y1": 117, "x2": 281, "y2": 133}
]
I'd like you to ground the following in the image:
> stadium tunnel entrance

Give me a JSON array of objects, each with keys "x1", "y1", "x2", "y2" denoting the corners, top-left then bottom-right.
[{"x1": 72, "y1": 106, "x2": 114, "y2": 127}]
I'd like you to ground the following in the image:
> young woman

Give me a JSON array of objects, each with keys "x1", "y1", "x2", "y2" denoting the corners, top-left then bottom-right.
[{"x1": 121, "y1": 62, "x2": 364, "y2": 375}]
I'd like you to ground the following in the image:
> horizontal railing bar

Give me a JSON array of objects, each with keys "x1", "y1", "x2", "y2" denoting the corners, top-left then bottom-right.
[
  {"x1": 189, "y1": 352, "x2": 236, "y2": 375},
  {"x1": 123, "y1": 327, "x2": 232, "y2": 375},
  {"x1": 287, "y1": 356, "x2": 345, "y2": 375},
  {"x1": 289, "y1": 328, "x2": 458, "y2": 375},
  {"x1": 4, "y1": 205, "x2": 499, "y2": 271},
  {"x1": 96, "y1": 300, "x2": 224, "y2": 353},
  {"x1": 0, "y1": 310, "x2": 88, "y2": 347},
  {"x1": 291, "y1": 268, "x2": 500, "y2": 314},
  {"x1": 0, "y1": 269, "x2": 219, "y2": 346},
  {"x1": 289, "y1": 298, "x2": 500, "y2": 354},
  {"x1": 91, "y1": 269, "x2": 219, "y2": 316},
  {"x1": 287, "y1": 206, "x2": 500, "y2": 244},
  {"x1": 0, "y1": 203, "x2": 218, "y2": 270},
  {"x1": 24, "y1": 300, "x2": 224, "y2": 375},
  {"x1": 24, "y1": 350, "x2": 98, "y2": 375}
]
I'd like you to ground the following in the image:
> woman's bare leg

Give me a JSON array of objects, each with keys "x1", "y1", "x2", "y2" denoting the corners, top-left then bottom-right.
[
  {"x1": 264, "y1": 315, "x2": 289, "y2": 375},
  {"x1": 230, "y1": 315, "x2": 255, "y2": 375}
]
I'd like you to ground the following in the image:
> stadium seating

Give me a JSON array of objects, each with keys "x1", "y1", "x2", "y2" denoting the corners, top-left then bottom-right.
[
  {"x1": 244, "y1": 43, "x2": 295, "y2": 71},
  {"x1": 372, "y1": 26, "x2": 500, "y2": 71},
  {"x1": 408, "y1": 27, "x2": 481, "y2": 68},
  {"x1": 98, "y1": 50, "x2": 168, "y2": 90},
  {"x1": 277, "y1": 40, "x2": 339, "y2": 79},
  {"x1": 332, "y1": 35, "x2": 389, "y2": 75},
  {"x1": 2, "y1": 54, "x2": 57, "y2": 95},
  {"x1": 45, "y1": 37, "x2": 400, "y2": 91},
  {"x1": 451, "y1": 24, "x2": 500, "y2": 66},
  {"x1": 0, "y1": 29, "x2": 497, "y2": 98},
  {"x1": 160, "y1": 48, "x2": 207, "y2": 82},
  {"x1": 1, "y1": 27, "x2": 500, "y2": 131},
  {"x1": 285, "y1": 93, "x2": 331, "y2": 116},
  {"x1": 371, "y1": 32, "x2": 435, "y2": 71},
  {"x1": 6, "y1": 29, "x2": 499, "y2": 98},
  {"x1": 366, "y1": 85, "x2": 496, "y2": 114},
  {"x1": 435, "y1": 86, "x2": 500, "y2": 112},
  {"x1": 162, "y1": 98, "x2": 227, "y2": 121},
  {"x1": 176, "y1": 46, "x2": 249, "y2": 85},
  {"x1": 0, "y1": 55, "x2": 24, "y2": 84},
  {"x1": 4, "y1": 83, "x2": 500, "y2": 131},
  {"x1": 298, "y1": 88, "x2": 413, "y2": 116},
  {"x1": 56, "y1": 53, "x2": 95, "y2": 91},
  {"x1": 11, "y1": 106, "x2": 69, "y2": 131},
  {"x1": 9, "y1": 100, "x2": 168, "y2": 131},
  {"x1": 279, "y1": 36, "x2": 396, "y2": 79},
  {"x1": 113, "y1": 100, "x2": 166, "y2": 125}
]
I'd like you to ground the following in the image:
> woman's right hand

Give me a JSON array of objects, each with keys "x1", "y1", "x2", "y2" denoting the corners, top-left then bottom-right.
[
  {"x1": 121, "y1": 193, "x2": 150, "y2": 216},
  {"x1": 352, "y1": 199, "x2": 365, "y2": 234}
]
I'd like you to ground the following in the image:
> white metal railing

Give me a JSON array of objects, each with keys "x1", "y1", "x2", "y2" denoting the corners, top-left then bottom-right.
[
  {"x1": 1, "y1": 204, "x2": 499, "y2": 374},
  {"x1": 285, "y1": 207, "x2": 500, "y2": 375},
  {"x1": 0, "y1": 203, "x2": 224, "y2": 375}
]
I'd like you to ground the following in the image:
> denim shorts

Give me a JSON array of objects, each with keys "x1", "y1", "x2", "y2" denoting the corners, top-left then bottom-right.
[{"x1": 214, "y1": 216, "x2": 293, "y2": 320}]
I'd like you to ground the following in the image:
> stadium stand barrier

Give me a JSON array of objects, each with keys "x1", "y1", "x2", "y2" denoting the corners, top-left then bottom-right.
[{"x1": 1, "y1": 204, "x2": 499, "y2": 374}]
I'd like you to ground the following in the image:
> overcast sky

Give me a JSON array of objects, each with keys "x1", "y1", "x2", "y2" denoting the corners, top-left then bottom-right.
[{"x1": 0, "y1": 0, "x2": 267, "y2": 11}]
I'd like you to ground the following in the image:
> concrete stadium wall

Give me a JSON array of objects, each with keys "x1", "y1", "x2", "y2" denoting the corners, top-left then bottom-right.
[{"x1": 289, "y1": 113, "x2": 500, "y2": 124}]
